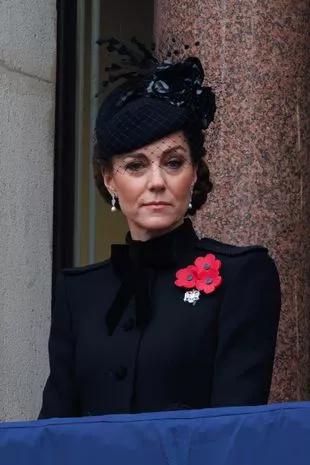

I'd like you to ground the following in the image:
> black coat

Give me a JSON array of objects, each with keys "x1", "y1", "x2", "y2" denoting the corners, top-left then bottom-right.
[{"x1": 39, "y1": 220, "x2": 281, "y2": 419}]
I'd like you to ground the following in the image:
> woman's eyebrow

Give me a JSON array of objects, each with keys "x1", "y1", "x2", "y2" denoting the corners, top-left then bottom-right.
[
  {"x1": 119, "y1": 153, "x2": 147, "y2": 160},
  {"x1": 120, "y1": 145, "x2": 186, "y2": 160},
  {"x1": 162, "y1": 145, "x2": 187, "y2": 155}
]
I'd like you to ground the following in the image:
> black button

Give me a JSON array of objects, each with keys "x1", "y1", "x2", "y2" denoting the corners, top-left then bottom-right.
[
  {"x1": 122, "y1": 317, "x2": 135, "y2": 332},
  {"x1": 114, "y1": 366, "x2": 128, "y2": 381}
]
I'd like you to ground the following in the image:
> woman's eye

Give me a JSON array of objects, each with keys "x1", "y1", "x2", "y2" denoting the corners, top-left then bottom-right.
[
  {"x1": 125, "y1": 161, "x2": 146, "y2": 172},
  {"x1": 166, "y1": 158, "x2": 184, "y2": 169}
]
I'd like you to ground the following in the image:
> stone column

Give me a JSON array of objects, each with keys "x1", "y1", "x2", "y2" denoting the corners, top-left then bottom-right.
[
  {"x1": 155, "y1": 0, "x2": 310, "y2": 401},
  {"x1": 0, "y1": 1, "x2": 56, "y2": 420}
]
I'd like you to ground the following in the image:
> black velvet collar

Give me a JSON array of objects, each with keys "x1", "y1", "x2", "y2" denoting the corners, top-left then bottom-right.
[
  {"x1": 110, "y1": 218, "x2": 198, "y2": 274},
  {"x1": 106, "y1": 219, "x2": 198, "y2": 335}
]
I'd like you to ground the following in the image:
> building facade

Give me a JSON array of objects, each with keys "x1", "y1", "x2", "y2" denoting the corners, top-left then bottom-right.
[
  {"x1": 1, "y1": 0, "x2": 310, "y2": 421},
  {"x1": 0, "y1": 1, "x2": 56, "y2": 420}
]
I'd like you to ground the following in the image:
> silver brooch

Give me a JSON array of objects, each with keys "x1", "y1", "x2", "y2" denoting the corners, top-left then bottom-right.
[{"x1": 183, "y1": 290, "x2": 200, "y2": 306}]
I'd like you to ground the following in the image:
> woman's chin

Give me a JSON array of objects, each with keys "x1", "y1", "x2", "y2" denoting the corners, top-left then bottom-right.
[{"x1": 133, "y1": 215, "x2": 184, "y2": 236}]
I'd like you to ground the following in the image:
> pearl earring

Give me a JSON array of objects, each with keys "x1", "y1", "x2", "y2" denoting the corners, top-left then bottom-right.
[
  {"x1": 188, "y1": 188, "x2": 193, "y2": 210},
  {"x1": 111, "y1": 193, "x2": 117, "y2": 212}
]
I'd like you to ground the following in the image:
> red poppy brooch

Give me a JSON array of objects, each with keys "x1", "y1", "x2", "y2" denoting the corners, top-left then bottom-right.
[{"x1": 175, "y1": 254, "x2": 222, "y2": 305}]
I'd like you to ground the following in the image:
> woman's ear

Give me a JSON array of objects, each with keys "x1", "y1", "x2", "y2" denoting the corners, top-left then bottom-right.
[
  {"x1": 193, "y1": 164, "x2": 198, "y2": 185},
  {"x1": 102, "y1": 168, "x2": 115, "y2": 194}
]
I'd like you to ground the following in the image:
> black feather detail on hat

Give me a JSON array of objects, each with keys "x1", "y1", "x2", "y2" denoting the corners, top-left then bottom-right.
[{"x1": 95, "y1": 37, "x2": 216, "y2": 156}]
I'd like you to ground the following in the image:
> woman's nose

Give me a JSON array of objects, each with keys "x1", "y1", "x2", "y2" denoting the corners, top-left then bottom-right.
[{"x1": 147, "y1": 164, "x2": 166, "y2": 190}]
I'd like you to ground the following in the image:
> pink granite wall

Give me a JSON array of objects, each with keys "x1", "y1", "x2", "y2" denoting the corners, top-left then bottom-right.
[{"x1": 155, "y1": 0, "x2": 310, "y2": 401}]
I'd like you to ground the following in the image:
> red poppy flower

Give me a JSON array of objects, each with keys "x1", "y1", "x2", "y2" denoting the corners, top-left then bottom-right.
[
  {"x1": 175, "y1": 254, "x2": 223, "y2": 299},
  {"x1": 194, "y1": 253, "x2": 221, "y2": 272},
  {"x1": 196, "y1": 268, "x2": 222, "y2": 294},
  {"x1": 175, "y1": 265, "x2": 198, "y2": 289}
]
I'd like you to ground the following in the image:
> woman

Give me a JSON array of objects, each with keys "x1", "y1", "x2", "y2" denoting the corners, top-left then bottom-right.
[{"x1": 39, "y1": 40, "x2": 281, "y2": 419}]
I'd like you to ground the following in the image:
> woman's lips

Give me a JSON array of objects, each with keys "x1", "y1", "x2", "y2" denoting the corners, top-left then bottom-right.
[
  {"x1": 144, "y1": 202, "x2": 170, "y2": 206},
  {"x1": 143, "y1": 202, "x2": 170, "y2": 209}
]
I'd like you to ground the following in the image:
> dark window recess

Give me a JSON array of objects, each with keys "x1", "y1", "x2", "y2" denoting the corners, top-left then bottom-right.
[{"x1": 52, "y1": 0, "x2": 77, "y2": 303}]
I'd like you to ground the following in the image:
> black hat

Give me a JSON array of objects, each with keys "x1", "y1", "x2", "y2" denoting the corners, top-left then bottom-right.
[{"x1": 95, "y1": 39, "x2": 216, "y2": 156}]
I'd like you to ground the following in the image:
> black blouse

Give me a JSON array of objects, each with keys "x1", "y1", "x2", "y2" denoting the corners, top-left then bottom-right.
[{"x1": 39, "y1": 220, "x2": 281, "y2": 419}]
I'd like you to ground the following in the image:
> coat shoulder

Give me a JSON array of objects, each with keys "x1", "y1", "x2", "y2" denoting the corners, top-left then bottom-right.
[
  {"x1": 196, "y1": 237, "x2": 268, "y2": 257},
  {"x1": 61, "y1": 259, "x2": 111, "y2": 276}
]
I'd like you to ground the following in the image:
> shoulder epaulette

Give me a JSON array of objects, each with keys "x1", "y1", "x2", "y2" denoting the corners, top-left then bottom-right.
[
  {"x1": 196, "y1": 237, "x2": 268, "y2": 257},
  {"x1": 62, "y1": 259, "x2": 111, "y2": 276}
]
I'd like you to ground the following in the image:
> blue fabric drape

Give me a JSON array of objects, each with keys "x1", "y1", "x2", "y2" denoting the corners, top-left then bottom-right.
[{"x1": 1, "y1": 402, "x2": 309, "y2": 465}]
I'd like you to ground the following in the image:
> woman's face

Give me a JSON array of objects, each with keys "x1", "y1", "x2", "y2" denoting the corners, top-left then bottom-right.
[{"x1": 103, "y1": 131, "x2": 197, "y2": 241}]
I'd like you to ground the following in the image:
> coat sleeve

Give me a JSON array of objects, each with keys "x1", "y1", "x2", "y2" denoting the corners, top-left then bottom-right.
[
  {"x1": 210, "y1": 252, "x2": 281, "y2": 407},
  {"x1": 39, "y1": 273, "x2": 79, "y2": 419}
]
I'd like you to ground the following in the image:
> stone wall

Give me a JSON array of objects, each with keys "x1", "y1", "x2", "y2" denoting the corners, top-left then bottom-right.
[{"x1": 0, "y1": 0, "x2": 56, "y2": 420}]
